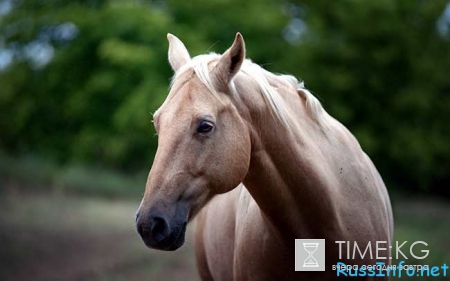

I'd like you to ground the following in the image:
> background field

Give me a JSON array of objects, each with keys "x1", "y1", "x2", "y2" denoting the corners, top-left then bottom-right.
[
  {"x1": 0, "y1": 188, "x2": 198, "y2": 281},
  {"x1": 1, "y1": 186, "x2": 449, "y2": 281}
]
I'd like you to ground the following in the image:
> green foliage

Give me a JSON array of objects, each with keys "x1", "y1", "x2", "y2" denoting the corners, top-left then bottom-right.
[
  {"x1": 0, "y1": 1, "x2": 177, "y2": 168},
  {"x1": 0, "y1": 0, "x2": 448, "y2": 194},
  {"x1": 279, "y1": 0, "x2": 450, "y2": 193}
]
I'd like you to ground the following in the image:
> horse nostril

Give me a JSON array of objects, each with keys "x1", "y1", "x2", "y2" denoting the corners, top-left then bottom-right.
[
  {"x1": 151, "y1": 216, "x2": 169, "y2": 244},
  {"x1": 136, "y1": 219, "x2": 147, "y2": 238},
  {"x1": 137, "y1": 224, "x2": 143, "y2": 235}
]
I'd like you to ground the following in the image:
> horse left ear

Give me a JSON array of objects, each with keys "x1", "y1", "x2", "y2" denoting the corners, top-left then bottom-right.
[
  {"x1": 213, "y1": 33, "x2": 246, "y2": 89},
  {"x1": 167, "y1": 33, "x2": 191, "y2": 72}
]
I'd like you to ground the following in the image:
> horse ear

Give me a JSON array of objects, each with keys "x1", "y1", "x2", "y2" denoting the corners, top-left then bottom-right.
[
  {"x1": 213, "y1": 32, "x2": 246, "y2": 88},
  {"x1": 167, "y1": 33, "x2": 190, "y2": 72}
]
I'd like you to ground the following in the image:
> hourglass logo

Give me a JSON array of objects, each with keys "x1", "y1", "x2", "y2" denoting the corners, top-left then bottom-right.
[{"x1": 295, "y1": 239, "x2": 325, "y2": 271}]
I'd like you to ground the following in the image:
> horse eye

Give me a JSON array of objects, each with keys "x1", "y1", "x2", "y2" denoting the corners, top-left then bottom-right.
[{"x1": 197, "y1": 121, "x2": 214, "y2": 134}]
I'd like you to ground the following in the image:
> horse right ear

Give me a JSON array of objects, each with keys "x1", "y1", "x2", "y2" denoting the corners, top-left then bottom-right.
[
  {"x1": 167, "y1": 33, "x2": 191, "y2": 72},
  {"x1": 212, "y1": 33, "x2": 246, "y2": 91}
]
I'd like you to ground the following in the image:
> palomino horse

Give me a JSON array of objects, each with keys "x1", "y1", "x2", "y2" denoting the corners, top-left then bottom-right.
[{"x1": 136, "y1": 33, "x2": 394, "y2": 280}]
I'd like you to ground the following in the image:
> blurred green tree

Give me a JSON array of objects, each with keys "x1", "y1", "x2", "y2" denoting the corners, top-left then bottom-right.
[
  {"x1": 0, "y1": 0, "x2": 178, "y2": 168},
  {"x1": 0, "y1": 0, "x2": 448, "y2": 195},
  {"x1": 279, "y1": 0, "x2": 450, "y2": 195}
]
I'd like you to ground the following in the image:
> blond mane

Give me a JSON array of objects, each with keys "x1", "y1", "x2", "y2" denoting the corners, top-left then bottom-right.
[{"x1": 170, "y1": 53, "x2": 330, "y2": 128}]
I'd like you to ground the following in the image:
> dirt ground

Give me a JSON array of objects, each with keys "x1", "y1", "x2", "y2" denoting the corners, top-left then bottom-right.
[{"x1": 0, "y1": 191, "x2": 199, "y2": 281}]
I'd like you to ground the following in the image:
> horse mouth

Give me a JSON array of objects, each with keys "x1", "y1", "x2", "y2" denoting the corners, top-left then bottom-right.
[{"x1": 163, "y1": 221, "x2": 187, "y2": 251}]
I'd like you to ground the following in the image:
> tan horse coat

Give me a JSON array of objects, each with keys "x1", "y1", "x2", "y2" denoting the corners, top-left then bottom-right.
[{"x1": 136, "y1": 33, "x2": 393, "y2": 281}]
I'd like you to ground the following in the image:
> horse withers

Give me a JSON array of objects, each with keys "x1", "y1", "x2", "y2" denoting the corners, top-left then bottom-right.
[{"x1": 136, "y1": 33, "x2": 393, "y2": 280}]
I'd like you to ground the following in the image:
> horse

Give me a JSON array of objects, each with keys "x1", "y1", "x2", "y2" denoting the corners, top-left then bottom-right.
[{"x1": 136, "y1": 33, "x2": 394, "y2": 280}]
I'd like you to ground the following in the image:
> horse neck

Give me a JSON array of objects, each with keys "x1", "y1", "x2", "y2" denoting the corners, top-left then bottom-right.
[{"x1": 234, "y1": 74, "x2": 341, "y2": 239}]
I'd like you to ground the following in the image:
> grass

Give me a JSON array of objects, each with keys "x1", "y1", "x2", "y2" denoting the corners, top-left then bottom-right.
[
  {"x1": 0, "y1": 153, "x2": 147, "y2": 199},
  {"x1": 390, "y1": 197, "x2": 450, "y2": 280},
  {"x1": 0, "y1": 154, "x2": 448, "y2": 280},
  {"x1": 1, "y1": 191, "x2": 448, "y2": 281},
  {"x1": 0, "y1": 192, "x2": 199, "y2": 281}
]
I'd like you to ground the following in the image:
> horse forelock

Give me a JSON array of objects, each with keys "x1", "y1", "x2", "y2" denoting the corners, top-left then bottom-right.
[{"x1": 169, "y1": 53, "x2": 331, "y2": 130}]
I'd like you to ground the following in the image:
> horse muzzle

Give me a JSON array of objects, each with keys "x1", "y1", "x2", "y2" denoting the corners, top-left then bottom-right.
[{"x1": 136, "y1": 208, "x2": 188, "y2": 251}]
